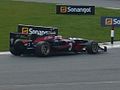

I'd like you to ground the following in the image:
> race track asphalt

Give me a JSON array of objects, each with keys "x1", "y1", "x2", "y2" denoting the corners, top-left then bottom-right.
[
  {"x1": 0, "y1": 48, "x2": 120, "y2": 90},
  {"x1": 1, "y1": 0, "x2": 120, "y2": 90}
]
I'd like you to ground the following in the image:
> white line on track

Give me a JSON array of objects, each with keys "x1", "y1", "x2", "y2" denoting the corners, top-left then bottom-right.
[
  {"x1": 99, "y1": 44, "x2": 120, "y2": 49},
  {"x1": 104, "y1": 45, "x2": 120, "y2": 49},
  {"x1": 0, "y1": 80, "x2": 120, "y2": 87},
  {"x1": 0, "y1": 52, "x2": 11, "y2": 55},
  {"x1": 104, "y1": 7, "x2": 120, "y2": 10}
]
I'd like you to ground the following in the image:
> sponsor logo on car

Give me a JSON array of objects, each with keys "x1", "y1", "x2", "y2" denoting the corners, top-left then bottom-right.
[
  {"x1": 22, "y1": 27, "x2": 29, "y2": 34},
  {"x1": 21, "y1": 27, "x2": 56, "y2": 35},
  {"x1": 101, "y1": 17, "x2": 120, "y2": 27},
  {"x1": 29, "y1": 28, "x2": 50, "y2": 35},
  {"x1": 56, "y1": 5, "x2": 95, "y2": 15},
  {"x1": 18, "y1": 24, "x2": 58, "y2": 35}
]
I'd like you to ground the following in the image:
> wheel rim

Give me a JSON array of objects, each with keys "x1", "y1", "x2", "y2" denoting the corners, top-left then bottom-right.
[
  {"x1": 92, "y1": 43, "x2": 98, "y2": 53},
  {"x1": 41, "y1": 44, "x2": 50, "y2": 55}
]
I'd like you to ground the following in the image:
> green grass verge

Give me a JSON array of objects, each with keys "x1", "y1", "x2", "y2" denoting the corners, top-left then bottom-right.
[{"x1": 0, "y1": 0, "x2": 120, "y2": 51}]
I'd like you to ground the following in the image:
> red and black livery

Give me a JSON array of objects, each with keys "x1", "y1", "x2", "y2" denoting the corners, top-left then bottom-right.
[{"x1": 10, "y1": 24, "x2": 107, "y2": 56}]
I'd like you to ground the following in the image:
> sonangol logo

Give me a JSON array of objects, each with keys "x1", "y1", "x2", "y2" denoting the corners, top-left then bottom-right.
[
  {"x1": 105, "y1": 18, "x2": 113, "y2": 25},
  {"x1": 57, "y1": 5, "x2": 95, "y2": 15},
  {"x1": 22, "y1": 27, "x2": 29, "y2": 34},
  {"x1": 60, "y1": 6, "x2": 67, "y2": 13}
]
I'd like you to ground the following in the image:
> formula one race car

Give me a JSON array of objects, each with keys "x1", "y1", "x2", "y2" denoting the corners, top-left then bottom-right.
[{"x1": 10, "y1": 24, "x2": 107, "y2": 56}]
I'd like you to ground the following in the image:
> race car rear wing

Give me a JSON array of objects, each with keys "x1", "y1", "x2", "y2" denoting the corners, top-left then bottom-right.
[
  {"x1": 18, "y1": 24, "x2": 58, "y2": 35},
  {"x1": 10, "y1": 24, "x2": 58, "y2": 47}
]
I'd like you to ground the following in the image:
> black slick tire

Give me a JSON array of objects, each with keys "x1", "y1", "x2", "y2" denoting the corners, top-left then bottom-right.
[
  {"x1": 10, "y1": 41, "x2": 25, "y2": 56},
  {"x1": 86, "y1": 41, "x2": 99, "y2": 54},
  {"x1": 35, "y1": 41, "x2": 50, "y2": 57}
]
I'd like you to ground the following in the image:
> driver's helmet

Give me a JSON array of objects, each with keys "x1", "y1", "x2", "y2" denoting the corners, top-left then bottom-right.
[{"x1": 55, "y1": 35, "x2": 62, "y2": 40}]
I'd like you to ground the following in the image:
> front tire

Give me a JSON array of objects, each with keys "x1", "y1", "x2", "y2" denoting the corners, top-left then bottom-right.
[{"x1": 86, "y1": 41, "x2": 99, "y2": 54}]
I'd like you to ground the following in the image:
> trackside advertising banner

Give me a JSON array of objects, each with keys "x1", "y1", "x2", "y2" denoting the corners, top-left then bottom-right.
[
  {"x1": 56, "y1": 5, "x2": 95, "y2": 15},
  {"x1": 101, "y1": 17, "x2": 120, "y2": 27}
]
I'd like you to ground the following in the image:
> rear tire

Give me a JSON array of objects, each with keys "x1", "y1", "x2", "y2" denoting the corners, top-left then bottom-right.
[
  {"x1": 10, "y1": 41, "x2": 25, "y2": 56},
  {"x1": 35, "y1": 42, "x2": 50, "y2": 57},
  {"x1": 86, "y1": 41, "x2": 99, "y2": 54}
]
